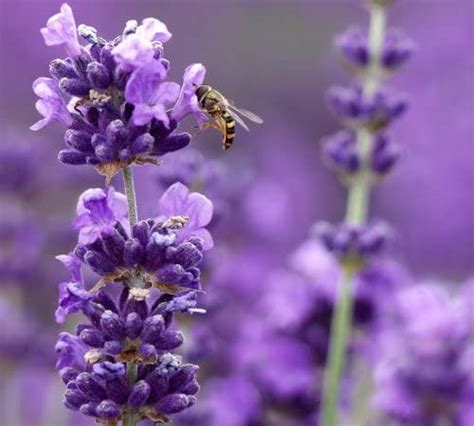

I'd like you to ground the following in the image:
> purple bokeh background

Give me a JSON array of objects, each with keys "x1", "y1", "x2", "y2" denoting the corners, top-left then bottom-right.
[{"x1": 0, "y1": 0, "x2": 473, "y2": 424}]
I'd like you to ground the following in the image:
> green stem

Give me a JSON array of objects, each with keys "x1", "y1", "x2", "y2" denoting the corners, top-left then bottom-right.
[
  {"x1": 321, "y1": 265, "x2": 357, "y2": 426},
  {"x1": 320, "y1": 3, "x2": 388, "y2": 425},
  {"x1": 121, "y1": 165, "x2": 139, "y2": 426},
  {"x1": 123, "y1": 363, "x2": 138, "y2": 426},
  {"x1": 122, "y1": 165, "x2": 138, "y2": 227}
]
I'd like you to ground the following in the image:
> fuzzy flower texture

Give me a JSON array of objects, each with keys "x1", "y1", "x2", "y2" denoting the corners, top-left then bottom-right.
[
  {"x1": 55, "y1": 182, "x2": 212, "y2": 423},
  {"x1": 33, "y1": 3, "x2": 208, "y2": 183}
]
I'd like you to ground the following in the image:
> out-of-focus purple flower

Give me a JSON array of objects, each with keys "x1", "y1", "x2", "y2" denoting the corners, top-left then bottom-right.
[
  {"x1": 337, "y1": 27, "x2": 414, "y2": 70},
  {"x1": 158, "y1": 182, "x2": 214, "y2": 250},
  {"x1": 172, "y1": 63, "x2": 208, "y2": 127},
  {"x1": 327, "y1": 85, "x2": 408, "y2": 131},
  {"x1": 315, "y1": 221, "x2": 391, "y2": 259},
  {"x1": 31, "y1": 77, "x2": 73, "y2": 130},
  {"x1": 372, "y1": 282, "x2": 474, "y2": 425},
  {"x1": 0, "y1": 299, "x2": 52, "y2": 363},
  {"x1": 125, "y1": 61, "x2": 180, "y2": 126},
  {"x1": 322, "y1": 131, "x2": 360, "y2": 175},
  {"x1": 205, "y1": 376, "x2": 262, "y2": 426},
  {"x1": 40, "y1": 3, "x2": 82, "y2": 58},
  {"x1": 112, "y1": 18, "x2": 171, "y2": 71},
  {"x1": 371, "y1": 133, "x2": 400, "y2": 175},
  {"x1": 74, "y1": 186, "x2": 128, "y2": 245}
]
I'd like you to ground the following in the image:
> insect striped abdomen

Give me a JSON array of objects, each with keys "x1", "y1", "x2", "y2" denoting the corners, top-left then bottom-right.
[{"x1": 222, "y1": 110, "x2": 235, "y2": 150}]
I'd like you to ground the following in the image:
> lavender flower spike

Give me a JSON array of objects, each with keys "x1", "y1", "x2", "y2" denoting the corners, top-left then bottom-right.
[
  {"x1": 40, "y1": 3, "x2": 82, "y2": 58},
  {"x1": 172, "y1": 63, "x2": 208, "y2": 127},
  {"x1": 74, "y1": 187, "x2": 128, "y2": 245},
  {"x1": 158, "y1": 182, "x2": 214, "y2": 250},
  {"x1": 30, "y1": 77, "x2": 73, "y2": 131}
]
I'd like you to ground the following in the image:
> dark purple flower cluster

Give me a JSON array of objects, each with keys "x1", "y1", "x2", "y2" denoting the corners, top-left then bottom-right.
[
  {"x1": 32, "y1": 4, "x2": 208, "y2": 183},
  {"x1": 57, "y1": 328, "x2": 199, "y2": 423},
  {"x1": 53, "y1": 183, "x2": 211, "y2": 422},
  {"x1": 372, "y1": 282, "x2": 474, "y2": 425},
  {"x1": 322, "y1": 131, "x2": 399, "y2": 177},
  {"x1": 315, "y1": 221, "x2": 390, "y2": 259},
  {"x1": 337, "y1": 26, "x2": 415, "y2": 71}
]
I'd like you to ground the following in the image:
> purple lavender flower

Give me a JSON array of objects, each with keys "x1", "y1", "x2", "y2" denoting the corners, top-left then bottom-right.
[
  {"x1": 327, "y1": 85, "x2": 408, "y2": 131},
  {"x1": 30, "y1": 77, "x2": 73, "y2": 131},
  {"x1": 112, "y1": 18, "x2": 172, "y2": 71},
  {"x1": 158, "y1": 182, "x2": 214, "y2": 250},
  {"x1": 315, "y1": 221, "x2": 391, "y2": 259},
  {"x1": 125, "y1": 61, "x2": 180, "y2": 126},
  {"x1": 337, "y1": 27, "x2": 415, "y2": 70},
  {"x1": 74, "y1": 186, "x2": 128, "y2": 245},
  {"x1": 322, "y1": 131, "x2": 360, "y2": 175},
  {"x1": 32, "y1": 5, "x2": 208, "y2": 183},
  {"x1": 172, "y1": 63, "x2": 208, "y2": 127},
  {"x1": 55, "y1": 288, "x2": 200, "y2": 423},
  {"x1": 372, "y1": 283, "x2": 474, "y2": 425},
  {"x1": 40, "y1": 3, "x2": 82, "y2": 58},
  {"x1": 55, "y1": 253, "x2": 91, "y2": 323}
]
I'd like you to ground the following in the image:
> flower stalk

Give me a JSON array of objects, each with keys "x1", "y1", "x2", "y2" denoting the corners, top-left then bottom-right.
[
  {"x1": 123, "y1": 165, "x2": 139, "y2": 426},
  {"x1": 320, "y1": 2, "x2": 389, "y2": 425},
  {"x1": 122, "y1": 165, "x2": 138, "y2": 227}
]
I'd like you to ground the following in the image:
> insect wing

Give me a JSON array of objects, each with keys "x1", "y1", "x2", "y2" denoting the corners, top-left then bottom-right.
[
  {"x1": 228, "y1": 104, "x2": 264, "y2": 124},
  {"x1": 227, "y1": 108, "x2": 250, "y2": 131}
]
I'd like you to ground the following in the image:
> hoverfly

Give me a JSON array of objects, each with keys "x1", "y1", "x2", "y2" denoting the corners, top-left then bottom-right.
[{"x1": 195, "y1": 85, "x2": 263, "y2": 150}]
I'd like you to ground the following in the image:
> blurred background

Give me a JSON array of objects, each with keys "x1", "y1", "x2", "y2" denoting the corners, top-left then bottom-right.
[{"x1": 0, "y1": 1, "x2": 472, "y2": 425}]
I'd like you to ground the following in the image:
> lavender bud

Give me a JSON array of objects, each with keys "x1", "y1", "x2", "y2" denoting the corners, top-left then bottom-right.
[
  {"x1": 106, "y1": 120, "x2": 128, "y2": 150},
  {"x1": 59, "y1": 77, "x2": 90, "y2": 97},
  {"x1": 100, "y1": 311, "x2": 126, "y2": 341},
  {"x1": 125, "y1": 312, "x2": 143, "y2": 339},
  {"x1": 100, "y1": 44, "x2": 116, "y2": 74},
  {"x1": 128, "y1": 380, "x2": 151, "y2": 407},
  {"x1": 84, "y1": 250, "x2": 117, "y2": 275},
  {"x1": 168, "y1": 243, "x2": 203, "y2": 269},
  {"x1": 168, "y1": 365, "x2": 199, "y2": 393},
  {"x1": 64, "y1": 129, "x2": 94, "y2": 153},
  {"x1": 79, "y1": 402, "x2": 99, "y2": 417},
  {"x1": 371, "y1": 134, "x2": 400, "y2": 174},
  {"x1": 124, "y1": 238, "x2": 145, "y2": 268},
  {"x1": 60, "y1": 367, "x2": 80, "y2": 385},
  {"x1": 96, "y1": 400, "x2": 120, "y2": 419},
  {"x1": 64, "y1": 387, "x2": 88, "y2": 410},
  {"x1": 49, "y1": 59, "x2": 77, "y2": 80},
  {"x1": 155, "y1": 393, "x2": 193, "y2": 415},
  {"x1": 139, "y1": 343, "x2": 158, "y2": 358},
  {"x1": 87, "y1": 61, "x2": 112, "y2": 89},
  {"x1": 102, "y1": 232, "x2": 126, "y2": 266},
  {"x1": 79, "y1": 328, "x2": 105, "y2": 348},
  {"x1": 103, "y1": 340, "x2": 123, "y2": 355},
  {"x1": 58, "y1": 150, "x2": 88, "y2": 165},
  {"x1": 130, "y1": 133, "x2": 154, "y2": 155},
  {"x1": 155, "y1": 331, "x2": 184, "y2": 351},
  {"x1": 140, "y1": 315, "x2": 165, "y2": 344},
  {"x1": 132, "y1": 221, "x2": 151, "y2": 247},
  {"x1": 75, "y1": 372, "x2": 107, "y2": 401},
  {"x1": 322, "y1": 131, "x2": 360, "y2": 174}
]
